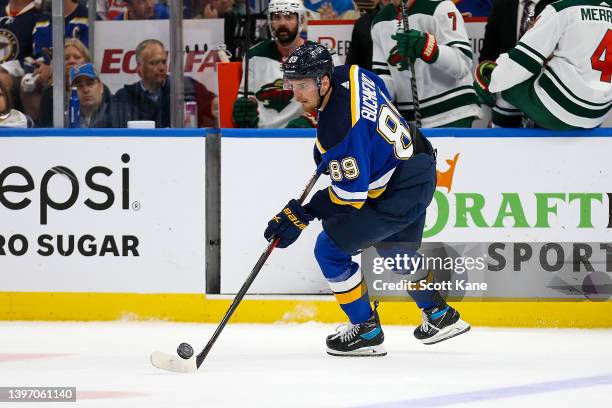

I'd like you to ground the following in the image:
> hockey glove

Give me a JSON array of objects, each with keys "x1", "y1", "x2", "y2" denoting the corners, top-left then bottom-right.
[
  {"x1": 264, "y1": 199, "x2": 314, "y2": 248},
  {"x1": 474, "y1": 60, "x2": 497, "y2": 106},
  {"x1": 232, "y1": 97, "x2": 259, "y2": 128},
  {"x1": 391, "y1": 30, "x2": 439, "y2": 65}
]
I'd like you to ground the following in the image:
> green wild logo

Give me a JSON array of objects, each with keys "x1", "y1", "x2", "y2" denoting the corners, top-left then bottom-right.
[
  {"x1": 387, "y1": 45, "x2": 403, "y2": 68},
  {"x1": 256, "y1": 79, "x2": 294, "y2": 112}
]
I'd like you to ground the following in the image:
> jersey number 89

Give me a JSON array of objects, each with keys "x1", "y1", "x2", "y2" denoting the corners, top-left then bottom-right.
[
  {"x1": 377, "y1": 105, "x2": 414, "y2": 159},
  {"x1": 329, "y1": 157, "x2": 359, "y2": 181}
]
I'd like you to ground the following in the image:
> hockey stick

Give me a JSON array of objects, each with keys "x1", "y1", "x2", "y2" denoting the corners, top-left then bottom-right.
[
  {"x1": 151, "y1": 168, "x2": 323, "y2": 373},
  {"x1": 243, "y1": 1, "x2": 251, "y2": 95},
  {"x1": 400, "y1": 0, "x2": 422, "y2": 128}
]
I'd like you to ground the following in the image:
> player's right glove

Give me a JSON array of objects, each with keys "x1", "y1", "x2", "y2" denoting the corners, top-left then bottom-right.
[
  {"x1": 473, "y1": 60, "x2": 497, "y2": 106},
  {"x1": 232, "y1": 97, "x2": 259, "y2": 128},
  {"x1": 264, "y1": 199, "x2": 314, "y2": 248}
]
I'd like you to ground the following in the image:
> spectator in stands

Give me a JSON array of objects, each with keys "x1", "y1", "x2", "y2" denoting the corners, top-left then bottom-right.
[
  {"x1": 0, "y1": 81, "x2": 29, "y2": 127},
  {"x1": 33, "y1": 0, "x2": 89, "y2": 63},
  {"x1": 25, "y1": 0, "x2": 89, "y2": 121},
  {"x1": 479, "y1": 0, "x2": 554, "y2": 126},
  {"x1": 97, "y1": 0, "x2": 127, "y2": 20},
  {"x1": 69, "y1": 63, "x2": 113, "y2": 128},
  {"x1": 112, "y1": 39, "x2": 217, "y2": 128},
  {"x1": 114, "y1": 0, "x2": 169, "y2": 20},
  {"x1": 36, "y1": 38, "x2": 90, "y2": 127},
  {"x1": 0, "y1": 60, "x2": 25, "y2": 113},
  {"x1": 0, "y1": 0, "x2": 42, "y2": 64},
  {"x1": 192, "y1": 0, "x2": 236, "y2": 18},
  {"x1": 346, "y1": 0, "x2": 394, "y2": 71},
  {"x1": 112, "y1": 39, "x2": 169, "y2": 127}
]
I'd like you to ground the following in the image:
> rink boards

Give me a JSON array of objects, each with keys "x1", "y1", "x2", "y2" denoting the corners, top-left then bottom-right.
[{"x1": 0, "y1": 128, "x2": 611, "y2": 327}]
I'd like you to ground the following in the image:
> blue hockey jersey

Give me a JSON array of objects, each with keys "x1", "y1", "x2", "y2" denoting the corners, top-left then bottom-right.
[
  {"x1": 0, "y1": 2, "x2": 41, "y2": 63},
  {"x1": 33, "y1": 3, "x2": 89, "y2": 62},
  {"x1": 306, "y1": 65, "x2": 424, "y2": 219}
]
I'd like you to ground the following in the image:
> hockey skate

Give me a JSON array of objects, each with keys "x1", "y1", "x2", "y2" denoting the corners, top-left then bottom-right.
[
  {"x1": 414, "y1": 303, "x2": 470, "y2": 345},
  {"x1": 326, "y1": 310, "x2": 386, "y2": 357}
]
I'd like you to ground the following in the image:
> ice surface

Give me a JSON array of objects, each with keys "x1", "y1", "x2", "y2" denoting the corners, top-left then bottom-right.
[{"x1": 1, "y1": 322, "x2": 611, "y2": 407}]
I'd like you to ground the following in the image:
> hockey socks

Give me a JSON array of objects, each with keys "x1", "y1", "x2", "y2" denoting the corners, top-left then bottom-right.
[{"x1": 315, "y1": 232, "x2": 372, "y2": 324}]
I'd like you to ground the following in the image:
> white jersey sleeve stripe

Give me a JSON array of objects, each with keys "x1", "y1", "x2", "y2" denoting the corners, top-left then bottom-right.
[
  {"x1": 368, "y1": 167, "x2": 396, "y2": 190},
  {"x1": 331, "y1": 184, "x2": 368, "y2": 201}
]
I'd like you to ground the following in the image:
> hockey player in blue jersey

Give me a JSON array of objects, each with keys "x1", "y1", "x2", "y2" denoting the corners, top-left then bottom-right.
[{"x1": 264, "y1": 44, "x2": 470, "y2": 356}]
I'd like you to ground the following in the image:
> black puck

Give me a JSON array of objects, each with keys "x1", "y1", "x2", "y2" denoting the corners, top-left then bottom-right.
[{"x1": 177, "y1": 342, "x2": 194, "y2": 359}]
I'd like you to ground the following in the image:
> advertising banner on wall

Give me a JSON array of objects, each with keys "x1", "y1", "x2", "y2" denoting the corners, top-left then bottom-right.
[
  {"x1": 220, "y1": 134, "x2": 612, "y2": 294},
  {"x1": 94, "y1": 19, "x2": 225, "y2": 94},
  {"x1": 307, "y1": 21, "x2": 355, "y2": 64},
  {"x1": 0, "y1": 135, "x2": 205, "y2": 293}
]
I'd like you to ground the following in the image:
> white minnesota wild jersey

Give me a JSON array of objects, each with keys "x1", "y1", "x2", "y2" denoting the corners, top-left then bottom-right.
[
  {"x1": 239, "y1": 40, "x2": 340, "y2": 128},
  {"x1": 490, "y1": 0, "x2": 612, "y2": 128},
  {"x1": 371, "y1": 1, "x2": 481, "y2": 127}
]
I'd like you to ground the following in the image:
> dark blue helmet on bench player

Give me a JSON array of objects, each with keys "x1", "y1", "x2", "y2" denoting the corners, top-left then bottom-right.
[{"x1": 282, "y1": 43, "x2": 334, "y2": 89}]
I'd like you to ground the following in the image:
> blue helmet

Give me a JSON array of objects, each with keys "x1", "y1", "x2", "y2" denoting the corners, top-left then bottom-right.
[{"x1": 282, "y1": 43, "x2": 334, "y2": 88}]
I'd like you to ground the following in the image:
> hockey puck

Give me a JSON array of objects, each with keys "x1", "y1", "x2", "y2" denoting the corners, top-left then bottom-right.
[{"x1": 177, "y1": 342, "x2": 194, "y2": 359}]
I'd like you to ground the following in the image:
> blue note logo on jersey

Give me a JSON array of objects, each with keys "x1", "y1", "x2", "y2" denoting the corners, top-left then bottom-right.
[{"x1": 0, "y1": 29, "x2": 19, "y2": 63}]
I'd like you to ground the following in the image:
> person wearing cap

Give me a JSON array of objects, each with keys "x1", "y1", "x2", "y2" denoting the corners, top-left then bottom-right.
[{"x1": 70, "y1": 63, "x2": 113, "y2": 128}]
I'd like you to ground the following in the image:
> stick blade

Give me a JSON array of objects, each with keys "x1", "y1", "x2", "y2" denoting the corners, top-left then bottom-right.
[{"x1": 150, "y1": 351, "x2": 197, "y2": 373}]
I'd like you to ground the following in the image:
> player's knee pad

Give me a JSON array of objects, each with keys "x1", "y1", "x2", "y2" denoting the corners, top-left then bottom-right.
[
  {"x1": 314, "y1": 231, "x2": 339, "y2": 265},
  {"x1": 314, "y1": 231, "x2": 356, "y2": 281}
]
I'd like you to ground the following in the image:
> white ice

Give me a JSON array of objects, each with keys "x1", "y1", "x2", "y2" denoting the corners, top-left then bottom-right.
[{"x1": 1, "y1": 321, "x2": 611, "y2": 407}]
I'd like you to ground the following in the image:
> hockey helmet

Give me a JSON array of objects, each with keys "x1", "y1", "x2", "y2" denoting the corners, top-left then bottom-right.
[
  {"x1": 267, "y1": 0, "x2": 306, "y2": 39},
  {"x1": 282, "y1": 43, "x2": 334, "y2": 89}
]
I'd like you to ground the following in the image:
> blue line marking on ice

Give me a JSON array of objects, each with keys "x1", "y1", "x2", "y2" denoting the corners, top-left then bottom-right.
[{"x1": 355, "y1": 373, "x2": 612, "y2": 408}]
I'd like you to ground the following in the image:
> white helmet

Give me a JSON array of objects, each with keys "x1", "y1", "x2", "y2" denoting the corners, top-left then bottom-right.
[{"x1": 267, "y1": 0, "x2": 306, "y2": 39}]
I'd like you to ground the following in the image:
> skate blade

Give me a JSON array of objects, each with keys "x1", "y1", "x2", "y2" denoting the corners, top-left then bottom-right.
[
  {"x1": 421, "y1": 319, "x2": 471, "y2": 345},
  {"x1": 326, "y1": 345, "x2": 387, "y2": 357},
  {"x1": 150, "y1": 351, "x2": 197, "y2": 373}
]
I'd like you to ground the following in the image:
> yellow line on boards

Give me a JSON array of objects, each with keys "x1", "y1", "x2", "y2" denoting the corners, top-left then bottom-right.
[{"x1": 1, "y1": 292, "x2": 611, "y2": 328}]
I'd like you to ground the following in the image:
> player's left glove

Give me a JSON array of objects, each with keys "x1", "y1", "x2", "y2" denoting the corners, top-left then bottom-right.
[
  {"x1": 473, "y1": 60, "x2": 497, "y2": 106},
  {"x1": 391, "y1": 30, "x2": 439, "y2": 65},
  {"x1": 264, "y1": 199, "x2": 314, "y2": 248}
]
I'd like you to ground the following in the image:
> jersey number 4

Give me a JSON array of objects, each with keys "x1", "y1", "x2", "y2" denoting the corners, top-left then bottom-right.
[{"x1": 591, "y1": 29, "x2": 612, "y2": 83}]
